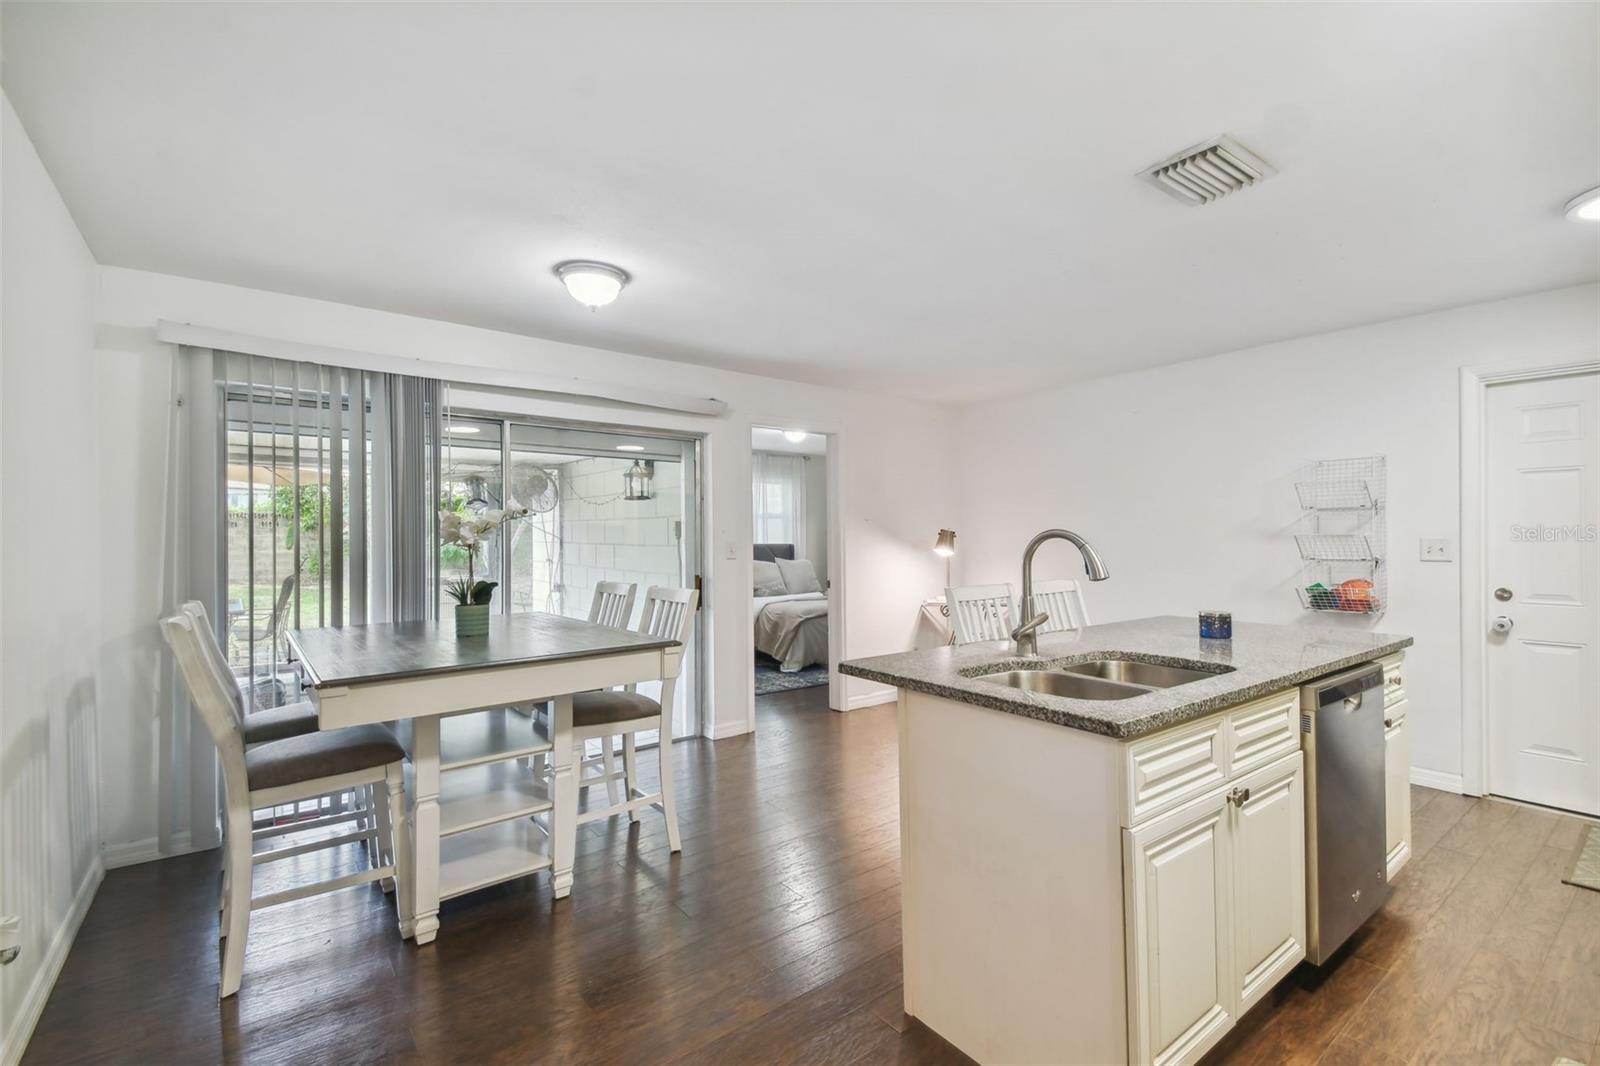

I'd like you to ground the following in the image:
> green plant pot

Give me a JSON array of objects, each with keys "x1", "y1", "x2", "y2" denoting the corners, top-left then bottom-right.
[{"x1": 454, "y1": 603, "x2": 491, "y2": 638}]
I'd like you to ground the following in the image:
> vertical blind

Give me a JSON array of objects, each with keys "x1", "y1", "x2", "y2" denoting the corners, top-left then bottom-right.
[{"x1": 216, "y1": 351, "x2": 439, "y2": 696}]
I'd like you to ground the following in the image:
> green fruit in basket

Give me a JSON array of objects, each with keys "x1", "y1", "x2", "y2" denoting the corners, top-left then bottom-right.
[{"x1": 1306, "y1": 583, "x2": 1338, "y2": 610}]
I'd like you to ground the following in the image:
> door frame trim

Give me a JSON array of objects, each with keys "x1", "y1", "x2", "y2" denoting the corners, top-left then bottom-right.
[
  {"x1": 1459, "y1": 358, "x2": 1600, "y2": 797},
  {"x1": 745, "y1": 418, "x2": 850, "y2": 721}
]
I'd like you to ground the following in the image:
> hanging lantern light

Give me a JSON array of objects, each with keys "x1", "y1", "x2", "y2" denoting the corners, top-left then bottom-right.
[{"x1": 623, "y1": 459, "x2": 654, "y2": 501}]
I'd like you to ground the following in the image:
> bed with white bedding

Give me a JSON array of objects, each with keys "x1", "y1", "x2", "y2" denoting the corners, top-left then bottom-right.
[{"x1": 753, "y1": 545, "x2": 829, "y2": 672}]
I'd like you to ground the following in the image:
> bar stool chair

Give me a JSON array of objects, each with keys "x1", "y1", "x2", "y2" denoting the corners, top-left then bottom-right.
[
  {"x1": 566, "y1": 586, "x2": 698, "y2": 852},
  {"x1": 161, "y1": 611, "x2": 411, "y2": 999},
  {"x1": 183, "y1": 601, "x2": 387, "y2": 871},
  {"x1": 1030, "y1": 578, "x2": 1092, "y2": 634},
  {"x1": 944, "y1": 583, "x2": 1018, "y2": 644},
  {"x1": 529, "y1": 581, "x2": 639, "y2": 800}
]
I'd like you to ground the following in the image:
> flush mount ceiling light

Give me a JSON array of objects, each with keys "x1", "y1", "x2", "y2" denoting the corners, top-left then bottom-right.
[
  {"x1": 615, "y1": 444, "x2": 645, "y2": 452},
  {"x1": 554, "y1": 260, "x2": 630, "y2": 309},
  {"x1": 1564, "y1": 186, "x2": 1600, "y2": 222},
  {"x1": 782, "y1": 430, "x2": 808, "y2": 443}
]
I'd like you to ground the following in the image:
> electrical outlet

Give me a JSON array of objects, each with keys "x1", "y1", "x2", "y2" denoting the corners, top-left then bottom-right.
[{"x1": 1420, "y1": 538, "x2": 1453, "y2": 562}]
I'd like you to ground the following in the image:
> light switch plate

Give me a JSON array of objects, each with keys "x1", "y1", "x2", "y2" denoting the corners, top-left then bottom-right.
[{"x1": 1420, "y1": 538, "x2": 1453, "y2": 562}]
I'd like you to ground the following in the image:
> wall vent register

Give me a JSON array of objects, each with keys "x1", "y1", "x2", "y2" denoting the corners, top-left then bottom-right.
[{"x1": 1138, "y1": 135, "x2": 1276, "y2": 205}]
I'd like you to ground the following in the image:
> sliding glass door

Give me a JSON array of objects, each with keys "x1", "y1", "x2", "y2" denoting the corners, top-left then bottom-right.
[{"x1": 441, "y1": 415, "x2": 703, "y2": 738}]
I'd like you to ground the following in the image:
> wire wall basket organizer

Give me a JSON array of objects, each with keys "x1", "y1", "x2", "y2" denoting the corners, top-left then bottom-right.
[{"x1": 1294, "y1": 455, "x2": 1386, "y2": 616}]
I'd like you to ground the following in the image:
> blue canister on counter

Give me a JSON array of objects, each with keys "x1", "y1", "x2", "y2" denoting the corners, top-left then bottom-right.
[{"x1": 1199, "y1": 611, "x2": 1232, "y2": 639}]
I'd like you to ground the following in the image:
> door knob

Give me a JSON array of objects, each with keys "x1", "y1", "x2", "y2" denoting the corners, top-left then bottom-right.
[
  {"x1": 1494, "y1": 587, "x2": 1513, "y2": 602},
  {"x1": 1490, "y1": 615, "x2": 1514, "y2": 635}
]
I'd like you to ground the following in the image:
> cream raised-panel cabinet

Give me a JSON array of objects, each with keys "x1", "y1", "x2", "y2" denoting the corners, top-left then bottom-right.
[
  {"x1": 1124, "y1": 749, "x2": 1306, "y2": 1066},
  {"x1": 1379, "y1": 652, "x2": 1411, "y2": 881},
  {"x1": 1232, "y1": 752, "x2": 1307, "y2": 1014},
  {"x1": 1124, "y1": 786, "x2": 1235, "y2": 1066},
  {"x1": 1384, "y1": 702, "x2": 1411, "y2": 880}
]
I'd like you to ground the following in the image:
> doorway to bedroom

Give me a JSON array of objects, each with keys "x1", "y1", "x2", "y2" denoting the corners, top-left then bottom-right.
[{"x1": 751, "y1": 427, "x2": 832, "y2": 700}]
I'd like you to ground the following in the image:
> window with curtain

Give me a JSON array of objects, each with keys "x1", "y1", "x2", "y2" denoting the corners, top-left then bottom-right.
[
  {"x1": 205, "y1": 351, "x2": 439, "y2": 831},
  {"x1": 215, "y1": 351, "x2": 439, "y2": 701},
  {"x1": 752, "y1": 451, "x2": 808, "y2": 557}
]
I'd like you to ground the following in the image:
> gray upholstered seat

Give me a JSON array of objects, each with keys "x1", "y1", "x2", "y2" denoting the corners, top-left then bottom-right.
[
  {"x1": 242, "y1": 700, "x2": 319, "y2": 745},
  {"x1": 245, "y1": 724, "x2": 406, "y2": 791},
  {"x1": 572, "y1": 690, "x2": 660, "y2": 729}
]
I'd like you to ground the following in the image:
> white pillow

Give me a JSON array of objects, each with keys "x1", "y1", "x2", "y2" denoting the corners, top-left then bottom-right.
[
  {"x1": 753, "y1": 560, "x2": 787, "y2": 597},
  {"x1": 776, "y1": 557, "x2": 822, "y2": 595}
]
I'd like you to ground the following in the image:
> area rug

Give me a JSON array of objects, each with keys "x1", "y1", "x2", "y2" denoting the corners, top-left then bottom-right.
[
  {"x1": 1562, "y1": 824, "x2": 1600, "y2": 893},
  {"x1": 754, "y1": 654, "x2": 829, "y2": 695}
]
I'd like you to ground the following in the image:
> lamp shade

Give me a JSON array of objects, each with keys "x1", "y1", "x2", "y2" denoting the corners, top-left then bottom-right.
[{"x1": 932, "y1": 529, "x2": 957, "y2": 557}]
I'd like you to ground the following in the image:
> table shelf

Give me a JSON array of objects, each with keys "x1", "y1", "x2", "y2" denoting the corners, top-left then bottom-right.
[
  {"x1": 438, "y1": 816, "x2": 553, "y2": 901},
  {"x1": 438, "y1": 762, "x2": 554, "y2": 837},
  {"x1": 437, "y1": 707, "x2": 553, "y2": 772}
]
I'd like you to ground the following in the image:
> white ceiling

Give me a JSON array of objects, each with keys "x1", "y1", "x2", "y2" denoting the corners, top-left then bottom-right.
[{"x1": 4, "y1": 3, "x2": 1596, "y2": 403}]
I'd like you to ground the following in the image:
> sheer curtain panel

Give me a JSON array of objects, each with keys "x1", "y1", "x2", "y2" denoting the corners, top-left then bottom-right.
[{"x1": 752, "y1": 451, "x2": 808, "y2": 559}]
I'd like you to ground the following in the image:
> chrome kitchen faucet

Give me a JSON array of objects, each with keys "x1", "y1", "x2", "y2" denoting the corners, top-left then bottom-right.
[{"x1": 1012, "y1": 529, "x2": 1110, "y2": 655}]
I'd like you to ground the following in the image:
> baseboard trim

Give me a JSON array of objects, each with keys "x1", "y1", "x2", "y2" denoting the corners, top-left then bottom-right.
[
  {"x1": 100, "y1": 831, "x2": 197, "y2": 871},
  {"x1": 706, "y1": 718, "x2": 753, "y2": 741},
  {"x1": 1, "y1": 859, "x2": 104, "y2": 1066},
  {"x1": 1410, "y1": 767, "x2": 1465, "y2": 794},
  {"x1": 847, "y1": 688, "x2": 896, "y2": 711}
]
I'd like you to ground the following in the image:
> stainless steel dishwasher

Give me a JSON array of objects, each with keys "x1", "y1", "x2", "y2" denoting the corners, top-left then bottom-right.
[{"x1": 1301, "y1": 662, "x2": 1390, "y2": 965}]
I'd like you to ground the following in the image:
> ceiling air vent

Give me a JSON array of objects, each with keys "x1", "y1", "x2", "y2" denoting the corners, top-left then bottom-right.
[{"x1": 1139, "y1": 136, "x2": 1275, "y2": 206}]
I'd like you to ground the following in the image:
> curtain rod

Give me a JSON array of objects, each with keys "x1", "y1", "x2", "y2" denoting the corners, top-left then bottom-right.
[{"x1": 155, "y1": 320, "x2": 730, "y2": 418}]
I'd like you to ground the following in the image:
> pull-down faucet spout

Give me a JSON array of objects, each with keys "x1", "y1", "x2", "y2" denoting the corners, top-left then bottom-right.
[{"x1": 1011, "y1": 529, "x2": 1110, "y2": 656}]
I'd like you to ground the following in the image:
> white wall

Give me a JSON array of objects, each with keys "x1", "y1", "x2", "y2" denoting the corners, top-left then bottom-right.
[
  {"x1": 93, "y1": 265, "x2": 957, "y2": 853},
  {"x1": 953, "y1": 284, "x2": 1600, "y2": 785},
  {"x1": 0, "y1": 95, "x2": 103, "y2": 1064}
]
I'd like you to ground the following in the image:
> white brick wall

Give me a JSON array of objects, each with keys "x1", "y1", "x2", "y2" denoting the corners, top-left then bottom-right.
[{"x1": 558, "y1": 456, "x2": 683, "y2": 625}]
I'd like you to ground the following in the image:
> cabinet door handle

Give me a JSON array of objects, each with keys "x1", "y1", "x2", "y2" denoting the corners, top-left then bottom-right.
[
  {"x1": 1384, "y1": 717, "x2": 1395, "y2": 729},
  {"x1": 1389, "y1": 673, "x2": 1401, "y2": 687},
  {"x1": 1228, "y1": 786, "x2": 1251, "y2": 807}
]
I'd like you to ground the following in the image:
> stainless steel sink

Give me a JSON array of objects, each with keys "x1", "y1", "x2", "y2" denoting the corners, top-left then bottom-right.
[
  {"x1": 1058, "y1": 658, "x2": 1226, "y2": 688},
  {"x1": 974, "y1": 656, "x2": 1232, "y2": 700},
  {"x1": 978, "y1": 670, "x2": 1147, "y2": 700}
]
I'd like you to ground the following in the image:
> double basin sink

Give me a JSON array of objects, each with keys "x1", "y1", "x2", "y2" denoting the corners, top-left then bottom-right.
[{"x1": 976, "y1": 657, "x2": 1233, "y2": 700}]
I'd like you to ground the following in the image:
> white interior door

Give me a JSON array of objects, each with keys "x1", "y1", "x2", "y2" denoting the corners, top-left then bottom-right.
[{"x1": 1485, "y1": 371, "x2": 1600, "y2": 816}]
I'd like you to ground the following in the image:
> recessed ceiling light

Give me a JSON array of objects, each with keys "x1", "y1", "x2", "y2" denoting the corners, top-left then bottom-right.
[
  {"x1": 447, "y1": 425, "x2": 480, "y2": 434},
  {"x1": 615, "y1": 444, "x2": 645, "y2": 452},
  {"x1": 783, "y1": 430, "x2": 808, "y2": 443},
  {"x1": 1564, "y1": 186, "x2": 1600, "y2": 222},
  {"x1": 555, "y1": 260, "x2": 630, "y2": 308}
]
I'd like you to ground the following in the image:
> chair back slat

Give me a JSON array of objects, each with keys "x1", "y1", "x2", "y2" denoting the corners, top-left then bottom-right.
[
  {"x1": 160, "y1": 611, "x2": 250, "y2": 802},
  {"x1": 1032, "y1": 578, "x2": 1091, "y2": 634},
  {"x1": 944, "y1": 584, "x2": 1016, "y2": 644},
  {"x1": 182, "y1": 601, "x2": 246, "y2": 725},
  {"x1": 638, "y1": 585, "x2": 698, "y2": 644},
  {"x1": 588, "y1": 581, "x2": 638, "y2": 630}
]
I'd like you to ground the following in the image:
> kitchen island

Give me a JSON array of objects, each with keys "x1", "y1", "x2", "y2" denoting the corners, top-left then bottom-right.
[{"x1": 842, "y1": 616, "x2": 1413, "y2": 1066}]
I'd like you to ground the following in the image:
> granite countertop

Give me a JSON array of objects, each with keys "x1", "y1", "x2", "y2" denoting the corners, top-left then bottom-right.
[{"x1": 839, "y1": 615, "x2": 1413, "y2": 739}]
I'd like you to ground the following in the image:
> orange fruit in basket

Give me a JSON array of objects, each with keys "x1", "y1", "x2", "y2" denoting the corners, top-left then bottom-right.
[{"x1": 1335, "y1": 579, "x2": 1374, "y2": 611}]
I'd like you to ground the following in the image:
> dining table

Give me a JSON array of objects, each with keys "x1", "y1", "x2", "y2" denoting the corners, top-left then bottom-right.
[{"x1": 286, "y1": 611, "x2": 681, "y2": 945}]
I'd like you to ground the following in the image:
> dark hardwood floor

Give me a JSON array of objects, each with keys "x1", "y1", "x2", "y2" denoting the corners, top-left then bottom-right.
[
  {"x1": 24, "y1": 689, "x2": 970, "y2": 1065},
  {"x1": 24, "y1": 688, "x2": 1600, "y2": 1065},
  {"x1": 1207, "y1": 785, "x2": 1600, "y2": 1066}
]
